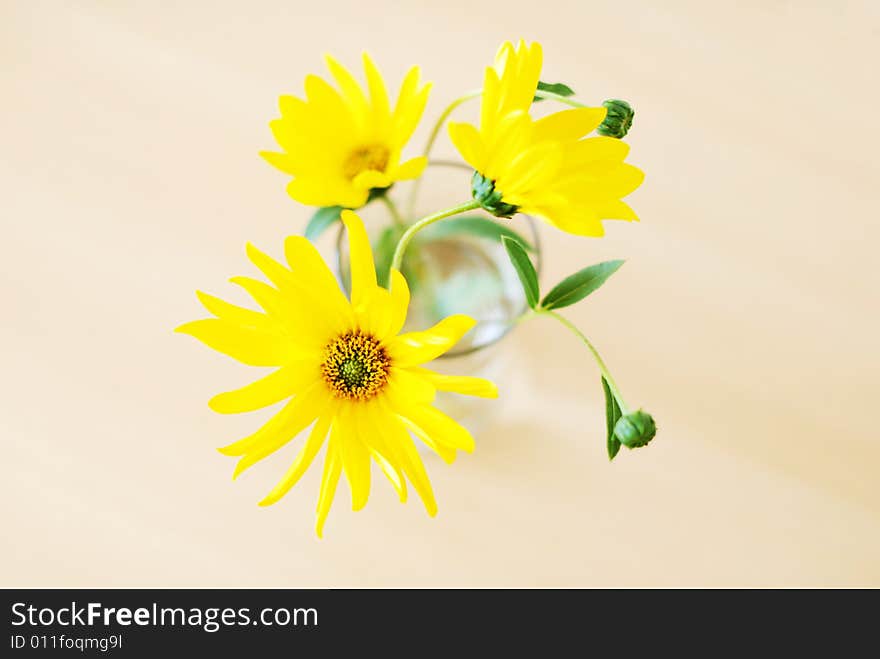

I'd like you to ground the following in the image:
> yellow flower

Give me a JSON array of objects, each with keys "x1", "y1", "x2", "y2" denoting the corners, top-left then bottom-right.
[
  {"x1": 261, "y1": 53, "x2": 431, "y2": 209},
  {"x1": 176, "y1": 211, "x2": 497, "y2": 537},
  {"x1": 449, "y1": 40, "x2": 644, "y2": 236}
]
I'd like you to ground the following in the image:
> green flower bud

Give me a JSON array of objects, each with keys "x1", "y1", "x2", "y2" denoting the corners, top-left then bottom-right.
[
  {"x1": 597, "y1": 99, "x2": 634, "y2": 139},
  {"x1": 613, "y1": 410, "x2": 656, "y2": 448},
  {"x1": 471, "y1": 171, "x2": 519, "y2": 218}
]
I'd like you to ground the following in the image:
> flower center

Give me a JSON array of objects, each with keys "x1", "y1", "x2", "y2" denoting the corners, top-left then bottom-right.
[
  {"x1": 343, "y1": 145, "x2": 390, "y2": 180},
  {"x1": 321, "y1": 331, "x2": 390, "y2": 401}
]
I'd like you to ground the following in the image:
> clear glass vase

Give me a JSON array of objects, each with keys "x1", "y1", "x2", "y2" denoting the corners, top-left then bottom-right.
[{"x1": 335, "y1": 162, "x2": 541, "y2": 434}]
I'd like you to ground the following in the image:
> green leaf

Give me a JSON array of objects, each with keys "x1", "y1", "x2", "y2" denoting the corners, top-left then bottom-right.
[
  {"x1": 534, "y1": 81, "x2": 575, "y2": 102},
  {"x1": 602, "y1": 377, "x2": 622, "y2": 461},
  {"x1": 429, "y1": 216, "x2": 534, "y2": 251},
  {"x1": 501, "y1": 236, "x2": 539, "y2": 308},
  {"x1": 540, "y1": 260, "x2": 624, "y2": 310},
  {"x1": 304, "y1": 206, "x2": 342, "y2": 242}
]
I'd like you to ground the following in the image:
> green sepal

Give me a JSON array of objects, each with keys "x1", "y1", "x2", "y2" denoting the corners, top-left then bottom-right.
[
  {"x1": 614, "y1": 410, "x2": 657, "y2": 449},
  {"x1": 366, "y1": 186, "x2": 392, "y2": 202},
  {"x1": 534, "y1": 81, "x2": 576, "y2": 102},
  {"x1": 304, "y1": 206, "x2": 342, "y2": 242},
  {"x1": 471, "y1": 171, "x2": 519, "y2": 218},
  {"x1": 602, "y1": 377, "x2": 622, "y2": 460},
  {"x1": 501, "y1": 236, "x2": 539, "y2": 308},
  {"x1": 429, "y1": 215, "x2": 534, "y2": 252},
  {"x1": 597, "y1": 99, "x2": 634, "y2": 139},
  {"x1": 541, "y1": 260, "x2": 624, "y2": 310}
]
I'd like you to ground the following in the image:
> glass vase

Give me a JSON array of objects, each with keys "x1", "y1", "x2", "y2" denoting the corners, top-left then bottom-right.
[{"x1": 335, "y1": 162, "x2": 541, "y2": 433}]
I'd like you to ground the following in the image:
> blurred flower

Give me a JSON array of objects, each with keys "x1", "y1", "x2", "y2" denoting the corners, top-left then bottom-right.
[
  {"x1": 449, "y1": 40, "x2": 644, "y2": 236},
  {"x1": 177, "y1": 212, "x2": 496, "y2": 537},
  {"x1": 262, "y1": 54, "x2": 431, "y2": 209}
]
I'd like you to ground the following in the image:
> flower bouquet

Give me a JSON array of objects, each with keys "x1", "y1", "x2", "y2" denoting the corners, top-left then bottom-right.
[{"x1": 178, "y1": 41, "x2": 655, "y2": 536}]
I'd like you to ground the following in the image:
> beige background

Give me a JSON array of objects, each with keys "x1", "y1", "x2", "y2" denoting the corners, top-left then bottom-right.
[{"x1": 2, "y1": 0, "x2": 878, "y2": 586}]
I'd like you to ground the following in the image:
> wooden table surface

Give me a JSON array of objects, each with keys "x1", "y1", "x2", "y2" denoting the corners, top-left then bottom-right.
[{"x1": 2, "y1": 0, "x2": 878, "y2": 586}]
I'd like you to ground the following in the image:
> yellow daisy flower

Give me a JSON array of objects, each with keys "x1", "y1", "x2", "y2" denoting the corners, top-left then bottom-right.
[
  {"x1": 261, "y1": 53, "x2": 431, "y2": 209},
  {"x1": 176, "y1": 211, "x2": 497, "y2": 537},
  {"x1": 448, "y1": 41, "x2": 644, "y2": 236}
]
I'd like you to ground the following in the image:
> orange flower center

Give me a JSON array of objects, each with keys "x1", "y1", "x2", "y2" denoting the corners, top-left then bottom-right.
[
  {"x1": 342, "y1": 145, "x2": 390, "y2": 180},
  {"x1": 321, "y1": 331, "x2": 390, "y2": 401}
]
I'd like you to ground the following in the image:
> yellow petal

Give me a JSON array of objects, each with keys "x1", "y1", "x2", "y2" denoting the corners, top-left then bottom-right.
[
  {"x1": 195, "y1": 290, "x2": 272, "y2": 330},
  {"x1": 340, "y1": 406, "x2": 371, "y2": 511},
  {"x1": 323, "y1": 54, "x2": 369, "y2": 128},
  {"x1": 278, "y1": 94, "x2": 306, "y2": 120},
  {"x1": 593, "y1": 199, "x2": 639, "y2": 222},
  {"x1": 259, "y1": 411, "x2": 334, "y2": 507},
  {"x1": 600, "y1": 163, "x2": 645, "y2": 197},
  {"x1": 270, "y1": 103, "x2": 349, "y2": 163},
  {"x1": 340, "y1": 210, "x2": 376, "y2": 307},
  {"x1": 245, "y1": 242, "x2": 295, "y2": 290},
  {"x1": 353, "y1": 284, "x2": 394, "y2": 339},
  {"x1": 390, "y1": 156, "x2": 427, "y2": 181},
  {"x1": 375, "y1": 401, "x2": 437, "y2": 515},
  {"x1": 270, "y1": 116, "x2": 344, "y2": 163},
  {"x1": 448, "y1": 122, "x2": 483, "y2": 171},
  {"x1": 362, "y1": 52, "x2": 391, "y2": 135},
  {"x1": 499, "y1": 141, "x2": 563, "y2": 197},
  {"x1": 411, "y1": 368, "x2": 499, "y2": 398},
  {"x1": 482, "y1": 110, "x2": 533, "y2": 176},
  {"x1": 303, "y1": 74, "x2": 357, "y2": 135},
  {"x1": 492, "y1": 41, "x2": 514, "y2": 76},
  {"x1": 565, "y1": 136, "x2": 630, "y2": 167},
  {"x1": 387, "y1": 269, "x2": 409, "y2": 337},
  {"x1": 359, "y1": 402, "x2": 406, "y2": 502},
  {"x1": 386, "y1": 367, "x2": 436, "y2": 405},
  {"x1": 259, "y1": 150, "x2": 300, "y2": 176},
  {"x1": 399, "y1": 404, "x2": 476, "y2": 453},
  {"x1": 540, "y1": 207, "x2": 605, "y2": 237},
  {"x1": 315, "y1": 430, "x2": 343, "y2": 538},
  {"x1": 497, "y1": 40, "x2": 542, "y2": 116},
  {"x1": 533, "y1": 107, "x2": 606, "y2": 142},
  {"x1": 480, "y1": 66, "x2": 501, "y2": 134},
  {"x1": 208, "y1": 361, "x2": 320, "y2": 414},
  {"x1": 217, "y1": 382, "x2": 327, "y2": 463},
  {"x1": 247, "y1": 242, "x2": 347, "y2": 343},
  {"x1": 229, "y1": 276, "x2": 284, "y2": 317},
  {"x1": 395, "y1": 410, "x2": 457, "y2": 464},
  {"x1": 391, "y1": 66, "x2": 430, "y2": 147},
  {"x1": 352, "y1": 169, "x2": 392, "y2": 192},
  {"x1": 287, "y1": 172, "x2": 367, "y2": 208},
  {"x1": 387, "y1": 314, "x2": 476, "y2": 366},
  {"x1": 269, "y1": 118, "x2": 298, "y2": 154},
  {"x1": 175, "y1": 319, "x2": 293, "y2": 367},
  {"x1": 283, "y1": 235, "x2": 352, "y2": 326},
  {"x1": 370, "y1": 449, "x2": 406, "y2": 502}
]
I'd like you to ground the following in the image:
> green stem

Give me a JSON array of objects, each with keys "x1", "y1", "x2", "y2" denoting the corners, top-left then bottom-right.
[
  {"x1": 406, "y1": 89, "x2": 482, "y2": 217},
  {"x1": 389, "y1": 200, "x2": 480, "y2": 282},
  {"x1": 422, "y1": 89, "x2": 482, "y2": 158},
  {"x1": 535, "y1": 308, "x2": 630, "y2": 413},
  {"x1": 532, "y1": 89, "x2": 586, "y2": 108},
  {"x1": 379, "y1": 194, "x2": 406, "y2": 227}
]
